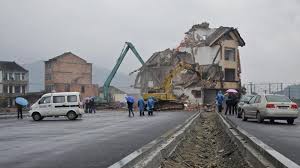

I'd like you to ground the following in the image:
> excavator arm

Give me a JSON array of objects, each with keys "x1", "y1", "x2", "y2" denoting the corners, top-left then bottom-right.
[{"x1": 103, "y1": 42, "x2": 145, "y2": 102}]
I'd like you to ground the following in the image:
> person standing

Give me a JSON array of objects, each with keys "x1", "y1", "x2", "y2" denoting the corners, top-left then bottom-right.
[
  {"x1": 90, "y1": 98, "x2": 96, "y2": 113},
  {"x1": 138, "y1": 98, "x2": 145, "y2": 116},
  {"x1": 16, "y1": 104, "x2": 23, "y2": 119},
  {"x1": 215, "y1": 91, "x2": 224, "y2": 113},
  {"x1": 147, "y1": 97, "x2": 154, "y2": 116},
  {"x1": 126, "y1": 96, "x2": 134, "y2": 117},
  {"x1": 225, "y1": 94, "x2": 233, "y2": 115}
]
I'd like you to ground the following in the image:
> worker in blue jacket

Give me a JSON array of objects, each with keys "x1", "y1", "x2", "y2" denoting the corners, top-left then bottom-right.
[
  {"x1": 147, "y1": 97, "x2": 155, "y2": 116},
  {"x1": 138, "y1": 98, "x2": 145, "y2": 116},
  {"x1": 215, "y1": 91, "x2": 224, "y2": 113}
]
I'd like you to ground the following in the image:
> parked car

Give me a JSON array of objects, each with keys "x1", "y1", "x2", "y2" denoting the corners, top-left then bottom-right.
[
  {"x1": 237, "y1": 95, "x2": 255, "y2": 118},
  {"x1": 29, "y1": 92, "x2": 84, "y2": 121},
  {"x1": 241, "y1": 94, "x2": 299, "y2": 124}
]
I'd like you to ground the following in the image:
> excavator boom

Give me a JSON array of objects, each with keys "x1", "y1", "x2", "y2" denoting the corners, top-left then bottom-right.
[{"x1": 103, "y1": 42, "x2": 145, "y2": 102}]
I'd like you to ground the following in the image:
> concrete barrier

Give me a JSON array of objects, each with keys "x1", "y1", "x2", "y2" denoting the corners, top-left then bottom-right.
[
  {"x1": 108, "y1": 111, "x2": 201, "y2": 168},
  {"x1": 216, "y1": 112, "x2": 300, "y2": 168}
]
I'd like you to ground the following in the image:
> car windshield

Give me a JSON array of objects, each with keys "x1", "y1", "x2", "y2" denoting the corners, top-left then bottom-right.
[
  {"x1": 240, "y1": 95, "x2": 254, "y2": 102},
  {"x1": 266, "y1": 95, "x2": 291, "y2": 102}
]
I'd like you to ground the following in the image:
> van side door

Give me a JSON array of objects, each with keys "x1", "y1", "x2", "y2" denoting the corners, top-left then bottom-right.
[{"x1": 52, "y1": 96, "x2": 68, "y2": 116}]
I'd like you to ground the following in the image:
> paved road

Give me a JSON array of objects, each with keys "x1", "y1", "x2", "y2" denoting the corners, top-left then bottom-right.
[
  {"x1": 0, "y1": 111, "x2": 194, "y2": 168},
  {"x1": 226, "y1": 114, "x2": 300, "y2": 165}
]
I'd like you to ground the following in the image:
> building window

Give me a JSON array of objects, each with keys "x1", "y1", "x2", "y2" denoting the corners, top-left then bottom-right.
[
  {"x1": 3, "y1": 85, "x2": 8, "y2": 93},
  {"x1": 224, "y1": 48, "x2": 235, "y2": 61},
  {"x1": 15, "y1": 85, "x2": 21, "y2": 93},
  {"x1": 46, "y1": 63, "x2": 52, "y2": 69},
  {"x1": 45, "y1": 74, "x2": 52, "y2": 80},
  {"x1": 9, "y1": 73, "x2": 14, "y2": 80},
  {"x1": 9, "y1": 85, "x2": 13, "y2": 93},
  {"x1": 191, "y1": 90, "x2": 202, "y2": 98},
  {"x1": 15, "y1": 73, "x2": 21, "y2": 81},
  {"x1": 3, "y1": 73, "x2": 8, "y2": 81},
  {"x1": 81, "y1": 86, "x2": 85, "y2": 93},
  {"x1": 224, "y1": 68, "x2": 236, "y2": 81},
  {"x1": 21, "y1": 85, "x2": 26, "y2": 94},
  {"x1": 21, "y1": 73, "x2": 25, "y2": 80}
]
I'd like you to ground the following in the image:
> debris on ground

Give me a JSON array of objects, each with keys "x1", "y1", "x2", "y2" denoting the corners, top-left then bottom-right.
[{"x1": 161, "y1": 112, "x2": 251, "y2": 168}]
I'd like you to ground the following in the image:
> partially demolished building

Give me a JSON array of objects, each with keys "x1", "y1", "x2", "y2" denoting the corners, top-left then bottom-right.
[{"x1": 134, "y1": 22, "x2": 245, "y2": 105}]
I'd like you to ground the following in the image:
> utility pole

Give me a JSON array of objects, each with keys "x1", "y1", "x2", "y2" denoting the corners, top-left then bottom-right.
[
  {"x1": 288, "y1": 86, "x2": 291, "y2": 99},
  {"x1": 249, "y1": 82, "x2": 253, "y2": 94},
  {"x1": 269, "y1": 83, "x2": 271, "y2": 94},
  {"x1": 280, "y1": 83, "x2": 283, "y2": 92}
]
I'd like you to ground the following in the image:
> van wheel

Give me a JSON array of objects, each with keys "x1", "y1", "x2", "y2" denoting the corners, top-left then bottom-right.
[
  {"x1": 287, "y1": 119, "x2": 294, "y2": 125},
  {"x1": 32, "y1": 112, "x2": 42, "y2": 121},
  {"x1": 257, "y1": 112, "x2": 264, "y2": 123},
  {"x1": 242, "y1": 111, "x2": 247, "y2": 121},
  {"x1": 67, "y1": 111, "x2": 77, "y2": 120}
]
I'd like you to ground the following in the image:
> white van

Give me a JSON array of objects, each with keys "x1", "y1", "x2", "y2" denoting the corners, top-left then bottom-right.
[{"x1": 29, "y1": 92, "x2": 84, "y2": 121}]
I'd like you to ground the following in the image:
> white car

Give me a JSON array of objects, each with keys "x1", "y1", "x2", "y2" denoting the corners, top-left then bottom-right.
[
  {"x1": 241, "y1": 94, "x2": 299, "y2": 124},
  {"x1": 29, "y1": 92, "x2": 84, "y2": 121}
]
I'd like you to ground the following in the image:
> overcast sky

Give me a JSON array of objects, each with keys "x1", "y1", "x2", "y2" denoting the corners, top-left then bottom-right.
[{"x1": 0, "y1": 0, "x2": 299, "y2": 84}]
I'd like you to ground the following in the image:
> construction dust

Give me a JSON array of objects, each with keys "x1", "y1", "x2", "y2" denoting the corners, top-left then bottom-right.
[{"x1": 161, "y1": 112, "x2": 251, "y2": 168}]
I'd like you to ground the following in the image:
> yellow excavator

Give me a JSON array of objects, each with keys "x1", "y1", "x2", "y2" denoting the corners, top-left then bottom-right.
[{"x1": 143, "y1": 61, "x2": 201, "y2": 110}]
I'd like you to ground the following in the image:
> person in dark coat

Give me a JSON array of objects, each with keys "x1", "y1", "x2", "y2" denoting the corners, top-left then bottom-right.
[
  {"x1": 225, "y1": 94, "x2": 233, "y2": 115},
  {"x1": 90, "y1": 98, "x2": 96, "y2": 113},
  {"x1": 16, "y1": 104, "x2": 23, "y2": 119},
  {"x1": 127, "y1": 101, "x2": 134, "y2": 117},
  {"x1": 232, "y1": 94, "x2": 239, "y2": 115}
]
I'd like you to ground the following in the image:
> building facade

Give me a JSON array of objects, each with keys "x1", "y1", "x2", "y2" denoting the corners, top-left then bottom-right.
[
  {"x1": 45, "y1": 52, "x2": 99, "y2": 98},
  {"x1": 0, "y1": 61, "x2": 29, "y2": 107},
  {"x1": 134, "y1": 22, "x2": 245, "y2": 105}
]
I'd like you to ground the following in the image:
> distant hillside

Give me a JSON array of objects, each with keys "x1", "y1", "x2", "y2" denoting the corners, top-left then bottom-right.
[
  {"x1": 22, "y1": 61, "x2": 44, "y2": 92},
  {"x1": 23, "y1": 61, "x2": 139, "y2": 93}
]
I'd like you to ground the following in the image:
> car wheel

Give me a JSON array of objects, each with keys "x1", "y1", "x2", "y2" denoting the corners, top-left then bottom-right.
[
  {"x1": 67, "y1": 111, "x2": 77, "y2": 120},
  {"x1": 257, "y1": 112, "x2": 264, "y2": 123},
  {"x1": 270, "y1": 119, "x2": 274, "y2": 124},
  {"x1": 242, "y1": 111, "x2": 247, "y2": 121},
  {"x1": 287, "y1": 119, "x2": 294, "y2": 125},
  {"x1": 32, "y1": 112, "x2": 42, "y2": 121}
]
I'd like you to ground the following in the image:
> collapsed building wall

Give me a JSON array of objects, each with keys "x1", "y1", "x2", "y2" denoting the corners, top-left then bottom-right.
[{"x1": 135, "y1": 22, "x2": 245, "y2": 105}]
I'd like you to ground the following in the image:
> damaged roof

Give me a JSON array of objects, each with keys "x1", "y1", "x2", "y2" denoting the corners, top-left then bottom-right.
[
  {"x1": 0, "y1": 61, "x2": 28, "y2": 72},
  {"x1": 205, "y1": 26, "x2": 245, "y2": 47}
]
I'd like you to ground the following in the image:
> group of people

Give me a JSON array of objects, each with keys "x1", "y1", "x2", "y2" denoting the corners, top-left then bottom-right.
[
  {"x1": 126, "y1": 96, "x2": 155, "y2": 117},
  {"x1": 215, "y1": 90, "x2": 240, "y2": 115},
  {"x1": 84, "y1": 98, "x2": 96, "y2": 113}
]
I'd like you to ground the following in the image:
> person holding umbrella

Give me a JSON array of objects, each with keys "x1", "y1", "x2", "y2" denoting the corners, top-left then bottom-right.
[
  {"x1": 225, "y1": 89, "x2": 238, "y2": 115},
  {"x1": 15, "y1": 97, "x2": 28, "y2": 119},
  {"x1": 125, "y1": 96, "x2": 135, "y2": 117}
]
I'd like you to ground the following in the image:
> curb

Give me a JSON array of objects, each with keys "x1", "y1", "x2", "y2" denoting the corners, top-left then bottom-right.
[
  {"x1": 0, "y1": 114, "x2": 29, "y2": 119},
  {"x1": 108, "y1": 111, "x2": 201, "y2": 168},
  {"x1": 216, "y1": 112, "x2": 300, "y2": 168}
]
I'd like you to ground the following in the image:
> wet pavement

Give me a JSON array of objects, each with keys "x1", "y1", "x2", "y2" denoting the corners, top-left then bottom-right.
[
  {"x1": 225, "y1": 114, "x2": 300, "y2": 165},
  {"x1": 0, "y1": 111, "x2": 194, "y2": 168}
]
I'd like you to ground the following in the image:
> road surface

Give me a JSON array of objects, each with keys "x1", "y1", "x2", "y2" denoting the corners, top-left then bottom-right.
[
  {"x1": 0, "y1": 111, "x2": 194, "y2": 168},
  {"x1": 226, "y1": 114, "x2": 300, "y2": 165}
]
